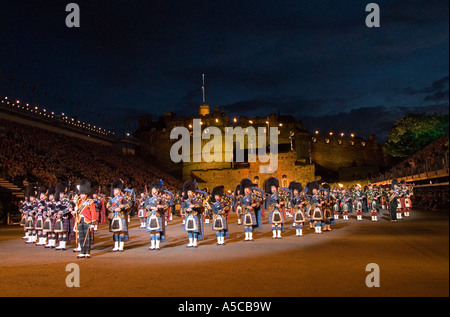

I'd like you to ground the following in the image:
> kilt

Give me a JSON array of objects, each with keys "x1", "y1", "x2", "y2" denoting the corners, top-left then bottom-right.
[
  {"x1": 55, "y1": 216, "x2": 71, "y2": 233},
  {"x1": 25, "y1": 217, "x2": 35, "y2": 230},
  {"x1": 62, "y1": 217, "x2": 71, "y2": 232},
  {"x1": 34, "y1": 216, "x2": 44, "y2": 230},
  {"x1": 43, "y1": 218, "x2": 55, "y2": 234}
]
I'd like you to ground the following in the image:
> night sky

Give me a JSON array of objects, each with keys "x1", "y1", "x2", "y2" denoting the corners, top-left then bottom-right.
[{"x1": 0, "y1": 0, "x2": 448, "y2": 142}]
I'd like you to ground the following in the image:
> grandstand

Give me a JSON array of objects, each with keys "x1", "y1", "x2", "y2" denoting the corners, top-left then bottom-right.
[
  {"x1": 0, "y1": 99, "x2": 183, "y2": 207},
  {"x1": 370, "y1": 133, "x2": 449, "y2": 212},
  {"x1": 370, "y1": 133, "x2": 449, "y2": 186}
]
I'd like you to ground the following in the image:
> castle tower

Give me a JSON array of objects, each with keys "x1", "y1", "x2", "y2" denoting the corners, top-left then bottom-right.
[
  {"x1": 199, "y1": 104, "x2": 210, "y2": 116},
  {"x1": 199, "y1": 74, "x2": 210, "y2": 116}
]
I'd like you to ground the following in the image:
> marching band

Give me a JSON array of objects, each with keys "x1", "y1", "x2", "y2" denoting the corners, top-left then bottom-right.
[{"x1": 18, "y1": 177, "x2": 414, "y2": 258}]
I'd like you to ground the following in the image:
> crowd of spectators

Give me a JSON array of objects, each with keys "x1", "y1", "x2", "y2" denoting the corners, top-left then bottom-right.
[
  {"x1": 413, "y1": 186, "x2": 449, "y2": 212},
  {"x1": 0, "y1": 118, "x2": 183, "y2": 195},
  {"x1": 371, "y1": 133, "x2": 449, "y2": 183}
]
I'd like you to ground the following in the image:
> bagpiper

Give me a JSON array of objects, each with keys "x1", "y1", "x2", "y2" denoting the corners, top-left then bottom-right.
[
  {"x1": 266, "y1": 177, "x2": 284, "y2": 239},
  {"x1": 366, "y1": 183, "x2": 380, "y2": 222},
  {"x1": 145, "y1": 181, "x2": 166, "y2": 250},
  {"x1": 402, "y1": 182, "x2": 413, "y2": 217},
  {"x1": 321, "y1": 184, "x2": 333, "y2": 231},
  {"x1": 137, "y1": 191, "x2": 148, "y2": 229},
  {"x1": 332, "y1": 188, "x2": 341, "y2": 220},
  {"x1": 54, "y1": 182, "x2": 72, "y2": 250},
  {"x1": 341, "y1": 188, "x2": 351, "y2": 221},
  {"x1": 353, "y1": 184, "x2": 364, "y2": 221},
  {"x1": 289, "y1": 181, "x2": 306, "y2": 237},
  {"x1": 23, "y1": 184, "x2": 39, "y2": 244},
  {"x1": 210, "y1": 185, "x2": 230, "y2": 245},
  {"x1": 234, "y1": 185, "x2": 243, "y2": 225},
  {"x1": 107, "y1": 180, "x2": 133, "y2": 252},
  {"x1": 74, "y1": 179, "x2": 97, "y2": 258},
  {"x1": 398, "y1": 181, "x2": 412, "y2": 218},
  {"x1": 307, "y1": 181, "x2": 323, "y2": 234},
  {"x1": 91, "y1": 191, "x2": 103, "y2": 231},
  {"x1": 34, "y1": 186, "x2": 48, "y2": 246},
  {"x1": 240, "y1": 178, "x2": 258, "y2": 241},
  {"x1": 43, "y1": 186, "x2": 58, "y2": 248},
  {"x1": 182, "y1": 180, "x2": 204, "y2": 248}
]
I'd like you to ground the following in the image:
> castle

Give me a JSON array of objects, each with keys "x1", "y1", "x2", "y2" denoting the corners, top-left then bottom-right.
[{"x1": 134, "y1": 101, "x2": 389, "y2": 191}]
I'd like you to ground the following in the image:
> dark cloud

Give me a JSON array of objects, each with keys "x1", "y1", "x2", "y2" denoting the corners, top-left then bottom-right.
[{"x1": 0, "y1": 0, "x2": 448, "y2": 136}]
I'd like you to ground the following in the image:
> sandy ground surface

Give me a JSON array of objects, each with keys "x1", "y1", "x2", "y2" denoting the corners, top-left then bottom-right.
[{"x1": 0, "y1": 208, "x2": 448, "y2": 298}]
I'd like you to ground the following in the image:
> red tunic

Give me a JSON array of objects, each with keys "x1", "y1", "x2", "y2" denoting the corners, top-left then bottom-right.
[{"x1": 77, "y1": 199, "x2": 98, "y2": 224}]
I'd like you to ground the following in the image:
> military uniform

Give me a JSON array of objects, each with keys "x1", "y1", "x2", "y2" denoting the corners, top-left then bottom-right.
[
  {"x1": 321, "y1": 184, "x2": 333, "y2": 231},
  {"x1": 145, "y1": 181, "x2": 166, "y2": 250},
  {"x1": 306, "y1": 181, "x2": 323, "y2": 233},
  {"x1": 74, "y1": 179, "x2": 98, "y2": 258},
  {"x1": 107, "y1": 180, "x2": 132, "y2": 252},
  {"x1": 266, "y1": 177, "x2": 284, "y2": 239},
  {"x1": 23, "y1": 184, "x2": 39, "y2": 244},
  {"x1": 353, "y1": 186, "x2": 364, "y2": 221},
  {"x1": 54, "y1": 182, "x2": 72, "y2": 250},
  {"x1": 137, "y1": 192, "x2": 148, "y2": 228},
  {"x1": 34, "y1": 186, "x2": 48, "y2": 246},
  {"x1": 43, "y1": 186, "x2": 58, "y2": 248},
  {"x1": 211, "y1": 185, "x2": 230, "y2": 245},
  {"x1": 388, "y1": 179, "x2": 399, "y2": 222},
  {"x1": 182, "y1": 180, "x2": 204, "y2": 248},
  {"x1": 240, "y1": 178, "x2": 259, "y2": 241},
  {"x1": 366, "y1": 184, "x2": 380, "y2": 222},
  {"x1": 289, "y1": 181, "x2": 305, "y2": 237}
]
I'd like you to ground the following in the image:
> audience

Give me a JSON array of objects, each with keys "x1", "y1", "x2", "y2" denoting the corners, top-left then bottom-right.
[{"x1": 0, "y1": 118, "x2": 182, "y2": 194}]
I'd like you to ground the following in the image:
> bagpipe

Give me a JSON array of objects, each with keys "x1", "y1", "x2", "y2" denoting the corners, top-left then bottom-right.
[
  {"x1": 217, "y1": 192, "x2": 237, "y2": 218},
  {"x1": 251, "y1": 186, "x2": 265, "y2": 209},
  {"x1": 279, "y1": 186, "x2": 292, "y2": 210},
  {"x1": 161, "y1": 190, "x2": 173, "y2": 209},
  {"x1": 195, "y1": 189, "x2": 208, "y2": 215},
  {"x1": 183, "y1": 185, "x2": 206, "y2": 216},
  {"x1": 107, "y1": 195, "x2": 125, "y2": 216}
]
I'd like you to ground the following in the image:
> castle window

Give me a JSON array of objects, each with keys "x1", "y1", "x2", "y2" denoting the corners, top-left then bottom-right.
[{"x1": 325, "y1": 138, "x2": 330, "y2": 144}]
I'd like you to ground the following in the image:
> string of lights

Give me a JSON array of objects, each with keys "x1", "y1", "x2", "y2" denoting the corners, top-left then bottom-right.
[{"x1": 1, "y1": 96, "x2": 115, "y2": 138}]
